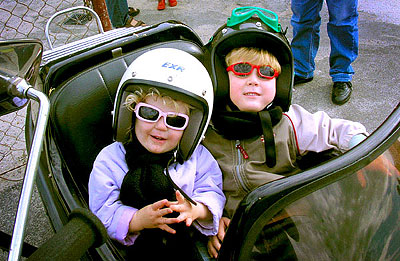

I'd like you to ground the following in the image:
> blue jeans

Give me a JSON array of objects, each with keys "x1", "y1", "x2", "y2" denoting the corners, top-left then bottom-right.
[
  {"x1": 105, "y1": 0, "x2": 129, "y2": 28},
  {"x1": 291, "y1": 0, "x2": 359, "y2": 82}
]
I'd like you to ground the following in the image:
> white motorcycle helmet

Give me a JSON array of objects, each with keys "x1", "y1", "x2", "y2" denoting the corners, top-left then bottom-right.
[{"x1": 112, "y1": 48, "x2": 214, "y2": 162}]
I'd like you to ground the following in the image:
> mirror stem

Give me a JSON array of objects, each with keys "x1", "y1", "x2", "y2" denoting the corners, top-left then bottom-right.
[{"x1": 8, "y1": 81, "x2": 50, "y2": 261}]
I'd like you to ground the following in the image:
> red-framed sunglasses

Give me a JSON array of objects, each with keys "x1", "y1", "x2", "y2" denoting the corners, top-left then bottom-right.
[{"x1": 226, "y1": 62, "x2": 279, "y2": 79}]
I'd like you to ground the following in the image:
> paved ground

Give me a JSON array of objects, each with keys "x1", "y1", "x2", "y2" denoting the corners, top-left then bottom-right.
[{"x1": 0, "y1": 0, "x2": 399, "y2": 259}]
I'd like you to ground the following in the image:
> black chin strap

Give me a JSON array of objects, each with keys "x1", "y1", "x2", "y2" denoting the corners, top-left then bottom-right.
[
  {"x1": 259, "y1": 111, "x2": 277, "y2": 168},
  {"x1": 165, "y1": 152, "x2": 197, "y2": 206}
]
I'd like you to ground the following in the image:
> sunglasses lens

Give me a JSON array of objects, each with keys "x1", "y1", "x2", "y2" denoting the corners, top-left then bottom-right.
[
  {"x1": 138, "y1": 106, "x2": 159, "y2": 121},
  {"x1": 259, "y1": 66, "x2": 275, "y2": 77},
  {"x1": 166, "y1": 116, "x2": 187, "y2": 128},
  {"x1": 233, "y1": 63, "x2": 252, "y2": 74}
]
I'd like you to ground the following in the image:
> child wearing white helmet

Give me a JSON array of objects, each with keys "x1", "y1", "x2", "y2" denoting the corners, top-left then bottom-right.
[{"x1": 88, "y1": 48, "x2": 225, "y2": 259}]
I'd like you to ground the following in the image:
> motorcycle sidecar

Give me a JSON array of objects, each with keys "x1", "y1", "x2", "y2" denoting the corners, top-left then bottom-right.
[{"x1": 24, "y1": 18, "x2": 400, "y2": 260}]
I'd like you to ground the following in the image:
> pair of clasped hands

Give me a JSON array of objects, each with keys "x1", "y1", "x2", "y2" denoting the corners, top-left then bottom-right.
[{"x1": 128, "y1": 190, "x2": 211, "y2": 234}]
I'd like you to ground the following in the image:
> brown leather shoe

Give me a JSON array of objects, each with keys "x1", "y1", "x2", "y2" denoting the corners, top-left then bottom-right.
[
  {"x1": 128, "y1": 7, "x2": 140, "y2": 17},
  {"x1": 125, "y1": 17, "x2": 146, "y2": 27}
]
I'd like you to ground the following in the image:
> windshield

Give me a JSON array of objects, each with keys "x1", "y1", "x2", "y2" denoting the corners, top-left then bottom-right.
[{"x1": 245, "y1": 139, "x2": 400, "y2": 260}]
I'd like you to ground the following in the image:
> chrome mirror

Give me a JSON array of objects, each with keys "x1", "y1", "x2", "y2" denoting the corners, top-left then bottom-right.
[{"x1": 0, "y1": 39, "x2": 43, "y2": 116}]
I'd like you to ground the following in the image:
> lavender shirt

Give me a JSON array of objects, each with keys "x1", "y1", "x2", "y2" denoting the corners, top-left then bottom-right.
[{"x1": 89, "y1": 142, "x2": 225, "y2": 245}]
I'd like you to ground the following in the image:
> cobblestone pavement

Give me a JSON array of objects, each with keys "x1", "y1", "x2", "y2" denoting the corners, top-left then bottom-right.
[
  {"x1": 0, "y1": 0, "x2": 100, "y2": 187},
  {"x1": 1, "y1": 0, "x2": 400, "y2": 259},
  {"x1": 0, "y1": 108, "x2": 27, "y2": 180},
  {"x1": 1, "y1": 1, "x2": 89, "y2": 177}
]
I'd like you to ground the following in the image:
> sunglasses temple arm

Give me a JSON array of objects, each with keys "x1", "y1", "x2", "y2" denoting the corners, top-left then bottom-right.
[{"x1": 166, "y1": 157, "x2": 197, "y2": 206}]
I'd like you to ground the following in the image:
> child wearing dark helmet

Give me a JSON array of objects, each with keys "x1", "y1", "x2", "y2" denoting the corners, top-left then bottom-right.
[
  {"x1": 88, "y1": 48, "x2": 225, "y2": 259},
  {"x1": 202, "y1": 7, "x2": 368, "y2": 258}
]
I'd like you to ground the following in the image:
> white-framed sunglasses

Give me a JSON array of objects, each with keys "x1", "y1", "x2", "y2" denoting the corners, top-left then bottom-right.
[{"x1": 134, "y1": 102, "x2": 189, "y2": 130}]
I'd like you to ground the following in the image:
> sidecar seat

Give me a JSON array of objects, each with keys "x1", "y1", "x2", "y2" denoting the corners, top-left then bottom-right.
[{"x1": 48, "y1": 40, "x2": 205, "y2": 199}]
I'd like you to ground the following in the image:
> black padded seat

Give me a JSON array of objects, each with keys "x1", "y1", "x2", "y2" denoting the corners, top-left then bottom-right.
[{"x1": 49, "y1": 40, "x2": 205, "y2": 196}]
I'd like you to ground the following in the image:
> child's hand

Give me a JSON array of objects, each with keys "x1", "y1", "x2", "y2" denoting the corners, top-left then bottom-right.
[
  {"x1": 129, "y1": 199, "x2": 180, "y2": 234},
  {"x1": 207, "y1": 217, "x2": 231, "y2": 258},
  {"x1": 168, "y1": 190, "x2": 196, "y2": 226}
]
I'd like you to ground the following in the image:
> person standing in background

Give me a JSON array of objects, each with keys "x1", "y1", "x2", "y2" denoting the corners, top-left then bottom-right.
[
  {"x1": 105, "y1": 0, "x2": 146, "y2": 27},
  {"x1": 290, "y1": 0, "x2": 359, "y2": 105}
]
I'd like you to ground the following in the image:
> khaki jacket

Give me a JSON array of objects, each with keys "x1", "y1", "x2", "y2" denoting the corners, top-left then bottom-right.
[
  {"x1": 202, "y1": 104, "x2": 367, "y2": 218},
  {"x1": 203, "y1": 116, "x2": 299, "y2": 218}
]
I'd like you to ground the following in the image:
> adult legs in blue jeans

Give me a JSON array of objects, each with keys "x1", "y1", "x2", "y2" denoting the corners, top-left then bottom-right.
[
  {"x1": 291, "y1": 0, "x2": 359, "y2": 104},
  {"x1": 105, "y1": 0, "x2": 129, "y2": 28},
  {"x1": 291, "y1": 0, "x2": 323, "y2": 80},
  {"x1": 326, "y1": 0, "x2": 358, "y2": 82},
  {"x1": 105, "y1": 0, "x2": 144, "y2": 28}
]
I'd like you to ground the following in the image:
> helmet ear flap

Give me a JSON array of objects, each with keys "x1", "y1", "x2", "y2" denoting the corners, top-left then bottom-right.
[
  {"x1": 212, "y1": 54, "x2": 230, "y2": 109},
  {"x1": 114, "y1": 90, "x2": 133, "y2": 142},
  {"x1": 178, "y1": 108, "x2": 204, "y2": 161},
  {"x1": 275, "y1": 63, "x2": 293, "y2": 112}
]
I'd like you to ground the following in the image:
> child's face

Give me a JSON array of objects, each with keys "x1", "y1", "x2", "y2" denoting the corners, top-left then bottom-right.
[
  {"x1": 228, "y1": 65, "x2": 276, "y2": 112},
  {"x1": 135, "y1": 96, "x2": 187, "y2": 154}
]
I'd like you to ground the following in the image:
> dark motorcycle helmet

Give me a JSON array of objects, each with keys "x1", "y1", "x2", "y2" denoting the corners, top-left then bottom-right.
[{"x1": 205, "y1": 7, "x2": 293, "y2": 112}]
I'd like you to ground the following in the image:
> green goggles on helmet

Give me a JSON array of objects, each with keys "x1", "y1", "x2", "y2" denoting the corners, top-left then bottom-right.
[{"x1": 227, "y1": 6, "x2": 281, "y2": 33}]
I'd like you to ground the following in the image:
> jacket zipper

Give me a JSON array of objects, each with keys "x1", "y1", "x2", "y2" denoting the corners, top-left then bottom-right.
[
  {"x1": 236, "y1": 143, "x2": 249, "y2": 159},
  {"x1": 235, "y1": 140, "x2": 251, "y2": 192}
]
